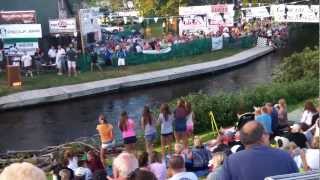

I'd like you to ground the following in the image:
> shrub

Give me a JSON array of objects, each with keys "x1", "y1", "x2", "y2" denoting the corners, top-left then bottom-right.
[
  {"x1": 176, "y1": 78, "x2": 318, "y2": 134},
  {"x1": 273, "y1": 47, "x2": 319, "y2": 82}
]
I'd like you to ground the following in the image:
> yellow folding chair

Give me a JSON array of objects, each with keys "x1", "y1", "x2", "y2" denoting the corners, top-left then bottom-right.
[{"x1": 209, "y1": 111, "x2": 219, "y2": 136}]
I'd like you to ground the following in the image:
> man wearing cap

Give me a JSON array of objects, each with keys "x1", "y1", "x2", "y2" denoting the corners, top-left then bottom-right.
[
  {"x1": 287, "y1": 123, "x2": 308, "y2": 149},
  {"x1": 220, "y1": 121, "x2": 298, "y2": 180}
]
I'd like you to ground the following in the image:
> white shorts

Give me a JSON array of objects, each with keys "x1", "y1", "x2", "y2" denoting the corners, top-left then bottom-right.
[
  {"x1": 68, "y1": 61, "x2": 76, "y2": 69},
  {"x1": 56, "y1": 58, "x2": 61, "y2": 69},
  {"x1": 101, "y1": 141, "x2": 115, "y2": 149},
  {"x1": 118, "y1": 58, "x2": 125, "y2": 66}
]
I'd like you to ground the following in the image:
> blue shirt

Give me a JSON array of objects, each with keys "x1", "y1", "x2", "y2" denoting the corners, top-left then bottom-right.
[
  {"x1": 256, "y1": 114, "x2": 273, "y2": 134},
  {"x1": 220, "y1": 145, "x2": 298, "y2": 180}
]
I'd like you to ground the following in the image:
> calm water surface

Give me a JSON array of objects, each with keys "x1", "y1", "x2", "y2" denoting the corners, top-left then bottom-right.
[{"x1": 0, "y1": 25, "x2": 317, "y2": 152}]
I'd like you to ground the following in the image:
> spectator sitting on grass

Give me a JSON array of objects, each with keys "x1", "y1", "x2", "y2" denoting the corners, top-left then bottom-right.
[
  {"x1": 74, "y1": 160, "x2": 92, "y2": 180},
  {"x1": 187, "y1": 136, "x2": 211, "y2": 173},
  {"x1": 107, "y1": 152, "x2": 139, "y2": 180},
  {"x1": 64, "y1": 149, "x2": 78, "y2": 172},
  {"x1": 86, "y1": 150, "x2": 105, "y2": 174},
  {"x1": 220, "y1": 121, "x2": 299, "y2": 180},
  {"x1": 207, "y1": 152, "x2": 226, "y2": 180},
  {"x1": 287, "y1": 123, "x2": 309, "y2": 149},
  {"x1": 167, "y1": 155, "x2": 198, "y2": 180},
  {"x1": 0, "y1": 162, "x2": 46, "y2": 180},
  {"x1": 149, "y1": 151, "x2": 167, "y2": 180},
  {"x1": 138, "y1": 151, "x2": 150, "y2": 171}
]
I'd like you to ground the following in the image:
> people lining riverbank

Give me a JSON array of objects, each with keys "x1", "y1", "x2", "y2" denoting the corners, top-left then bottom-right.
[{"x1": 1, "y1": 98, "x2": 319, "y2": 180}]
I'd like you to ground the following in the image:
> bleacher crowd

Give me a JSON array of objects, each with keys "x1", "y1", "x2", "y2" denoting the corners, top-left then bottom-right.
[{"x1": 0, "y1": 98, "x2": 319, "y2": 180}]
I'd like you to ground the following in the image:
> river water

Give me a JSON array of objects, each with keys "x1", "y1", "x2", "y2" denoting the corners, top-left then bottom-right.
[{"x1": 0, "y1": 24, "x2": 317, "y2": 152}]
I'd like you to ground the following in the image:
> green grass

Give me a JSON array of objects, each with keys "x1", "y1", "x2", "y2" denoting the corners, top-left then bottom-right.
[{"x1": 0, "y1": 48, "x2": 245, "y2": 97}]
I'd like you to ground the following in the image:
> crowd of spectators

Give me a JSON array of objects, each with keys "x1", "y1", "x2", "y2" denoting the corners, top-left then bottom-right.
[{"x1": 1, "y1": 98, "x2": 319, "y2": 180}]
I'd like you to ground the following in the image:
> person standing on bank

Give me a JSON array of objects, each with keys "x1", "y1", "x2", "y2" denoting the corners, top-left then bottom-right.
[
  {"x1": 174, "y1": 99, "x2": 188, "y2": 148},
  {"x1": 56, "y1": 45, "x2": 66, "y2": 75},
  {"x1": 48, "y1": 46, "x2": 57, "y2": 65},
  {"x1": 119, "y1": 111, "x2": 137, "y2": 154},
  {"x1": 90, "y1": 46, "x2": 102, "y2": 72},
  {"x1": 141, "y1": 106, "x2": 157, "y2": 154},
  {"x1": 185, "y1": 101, "x2": 195, "y2": 140},
  {"x1": 66, "y1": 44, "x2": 78, "y2": 77},
  {"x1": 34, "y1": 48, "x2": 44, "y2": 75},
  {"x1": 21, "y1": 51, "x2": 33, "y2": 78},
  {"x1": 117, "y1": 47, "x2": 126, "y2": 67},
  {"x1": 96, "y1": 114, "x2": 114, "y2": 168},
  {"x1": 158, "y1": 103, "x2": 174, "y2": 159}
]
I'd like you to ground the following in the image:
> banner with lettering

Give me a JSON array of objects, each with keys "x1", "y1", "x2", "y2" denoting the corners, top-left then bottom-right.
[
  {"x1": 211, "y1": 36, "x2": 223, "y2": 51},
  {"x1": 242, "y1": 6, "x2": 271, "y2": 20},
  {"x1": 271, "y1": 5, "x2": 319, "y2": 23}
]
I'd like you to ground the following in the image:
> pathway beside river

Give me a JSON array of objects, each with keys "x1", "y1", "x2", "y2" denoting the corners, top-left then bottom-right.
[{"x1": 0, "y1": 46, "x2": 273, "y2": 110}]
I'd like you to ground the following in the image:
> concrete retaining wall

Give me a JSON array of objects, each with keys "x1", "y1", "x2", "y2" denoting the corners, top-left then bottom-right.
[{"x1": 0, "y1": 47, "x2": 274, "y2": 110}]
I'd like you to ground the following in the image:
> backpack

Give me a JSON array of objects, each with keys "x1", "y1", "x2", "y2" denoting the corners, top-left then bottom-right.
[{"x1": 191, "y1": 148, "x2": 211, "y2": 169}]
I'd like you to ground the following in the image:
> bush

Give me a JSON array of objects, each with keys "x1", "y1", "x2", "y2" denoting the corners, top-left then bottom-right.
[
  {"x1": 273, "y1": 47, "x2": 319, "y2": 82},
  {"x1": 176, "y1": 78, "x2": 318, "y2": 134}
]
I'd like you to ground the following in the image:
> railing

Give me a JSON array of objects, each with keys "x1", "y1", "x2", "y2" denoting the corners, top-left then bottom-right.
[{"x1": 265, "y1": 170, "x2": 320, "y2": 180}]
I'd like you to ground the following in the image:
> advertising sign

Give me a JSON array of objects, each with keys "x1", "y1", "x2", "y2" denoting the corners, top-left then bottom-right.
[
  {"x1": 211, "y1": 4, "x2": 228, "y2": 13},
  {"x1": 243, "y1": 6, "x2": 271, "y2": 20},
  {"x1": 4, "y1": 41, "x2": 39, "y2": 56},
  {"x1": 179, "y1": 16, "x2": 207, "y2": 35},
  {"x1": 271, "y1": 5, "x2": 319, "y2": 23},
  {"x1": 0, "y1": 24, "x2": 42, "y2": 39},
  {"x1": 79, "y1": 8, "x2": 101, "y2": 34},
  {"x1": 211, "y1": 36, "x2": 223, "y2": 51},
  {"x1": 0, "y1": 10, "x2": 36, "y2": 24},
  {"x1": 179, "y1": 5, "x2": 234, "y2": 35},
  {"x1": 49, "y1": 18, "x2": 77, "y2": 34}
]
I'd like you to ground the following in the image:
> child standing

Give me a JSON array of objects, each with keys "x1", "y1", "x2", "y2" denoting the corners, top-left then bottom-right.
[{"x1": 96, "y1": 114, "x2": 114, "y2": 167}]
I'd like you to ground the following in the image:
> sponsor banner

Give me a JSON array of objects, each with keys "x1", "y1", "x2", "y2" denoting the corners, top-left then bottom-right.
[
  {"x1": 4, "y1": 41, "x2": 39, "y2": 56},
  {"x1": 116, "y1": 10, "x2": 139, "y2": 17},
  {"x1": 211, "y1": 36, "x2": 223, "y2": 51},
  {"x1": 0, "y1": 24, "x2": 42, "y2": 39},
  {"x1": 179, "y1": 16, "x2": 207, "y2": 35},
  {"x1": 179, "y1": 6, "x2": 211, "y2": 16},
  {"x1": 271, "y1": 5, "x2": 319, "y2": 23},
  {"x1": 49, "y1": 18, "x2": 77, "y2": 34},
  {"x1": 207, "y1": 5, "x2": 234, "y2": 27},
  {"x1": 211, "y1": 4, "x2": 228, "y2": 13},
  {"x1": 243, "y1": 6, "x2": 271, "y2": 20},
  {"x1": 79, "y1": 8, "x2": 101, "y2": 34},
  {"x1": 0, "y1": 11, "x2": 36, "y2": 24},
  {"x1": 179, "y1": 5, "x2": 234, "y2": 35}
]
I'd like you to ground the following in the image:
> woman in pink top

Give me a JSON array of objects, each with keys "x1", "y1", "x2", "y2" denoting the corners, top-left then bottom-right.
[{"x1": 119, "y1": 111, "x2": 137, "y2": 153}]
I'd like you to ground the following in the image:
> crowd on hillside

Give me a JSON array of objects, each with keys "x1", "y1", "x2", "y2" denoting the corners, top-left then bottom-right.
[{"x1": 1, "y1": 98, "x2": 319, "y2": 180}]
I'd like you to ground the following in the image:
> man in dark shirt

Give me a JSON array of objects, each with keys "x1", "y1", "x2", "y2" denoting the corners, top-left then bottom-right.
[
  {"x1": 287, "y1": 123, "x2": 308, "y2": 148},
  {"x1": 66, "y1": 44, "x2": 78, "y2": 77},
  {"x1": 220, "y1": 121, "x2": 298, "y2": 180}
]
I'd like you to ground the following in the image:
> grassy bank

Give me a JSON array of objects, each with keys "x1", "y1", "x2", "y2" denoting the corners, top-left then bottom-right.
[{"x1": 0, "y1": 48, "x2": 245, "y2": 97}]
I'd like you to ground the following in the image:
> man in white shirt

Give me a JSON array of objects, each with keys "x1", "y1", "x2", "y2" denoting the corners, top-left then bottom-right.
[
  {"x1": 56, "y1": 45, "x2": 66, "y2": 75},
  {"x1": 48, "y1": 46, "x2": 56, "y2": 65},
  {"x1": 168, "y1": 155, "x2": 198, "y2": 180},
  {"x1": 21, "y1": 52, "x2": 33, "y2": 77}
]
